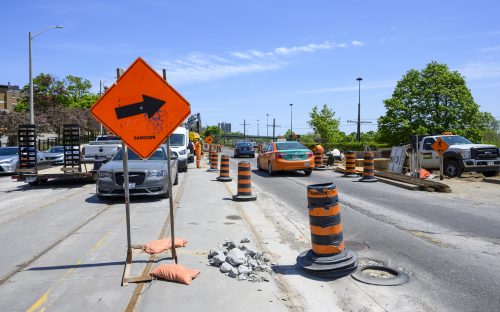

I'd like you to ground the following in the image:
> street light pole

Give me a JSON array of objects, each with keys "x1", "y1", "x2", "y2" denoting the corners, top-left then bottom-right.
[
  {"x1": 356, "y1": 77, "x2": 363, "y2": 142},
  {"x1": 289, "y1": 103, "x2": 293, "y2": 139},
  {"x1": 29, "y1": 25, "x2": 63, "y2": 124}
]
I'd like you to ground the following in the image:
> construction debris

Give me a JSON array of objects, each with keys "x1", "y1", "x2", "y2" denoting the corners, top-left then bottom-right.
[{"x1": 208, "y1": 239, "x2": 273, "y2": 282}]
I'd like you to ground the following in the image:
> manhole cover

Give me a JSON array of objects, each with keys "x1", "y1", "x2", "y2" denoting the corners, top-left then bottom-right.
[{"x1": 351, "y1": 265, "x2": 409, "y2": 286}]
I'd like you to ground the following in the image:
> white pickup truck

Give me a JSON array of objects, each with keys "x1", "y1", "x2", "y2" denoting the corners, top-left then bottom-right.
[
  {"x1": 419, "y1": 134, "x2": 500, "y2": 178},
  {"x1": 82, "y1": 135, "x2": 122, "y2": 163}
]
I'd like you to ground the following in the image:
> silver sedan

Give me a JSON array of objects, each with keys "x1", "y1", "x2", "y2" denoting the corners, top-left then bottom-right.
[{"x1": 96, "y1": 145, "x2": 178, "y2": 199}]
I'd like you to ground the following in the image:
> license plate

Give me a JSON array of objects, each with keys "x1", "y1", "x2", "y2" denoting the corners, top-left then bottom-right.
[
  {"x1": 488, "y1": 161, "x2": 494, "y2": 166},
  {"x1": 293, "y1": 156, "x2": 301, "y2": 160},
  {"x1": 123, "y1": 182, "x2": 136, "y2": 189},
  {"x1": 26, "y1": 176, "x2": 37, "y2": 183},
  {"x1": 304, "y1": 161, "x2": 310, "y2": 166}
]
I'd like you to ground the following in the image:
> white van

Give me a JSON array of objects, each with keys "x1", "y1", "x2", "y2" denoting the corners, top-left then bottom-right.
[{"x1": 168, "y1": 127, "x2": 189, "y2": 172}]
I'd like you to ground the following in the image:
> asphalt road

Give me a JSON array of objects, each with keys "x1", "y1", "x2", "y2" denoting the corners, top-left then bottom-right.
[{"x1": 226, "y1": 149, "x2": 500, "y2": 312}]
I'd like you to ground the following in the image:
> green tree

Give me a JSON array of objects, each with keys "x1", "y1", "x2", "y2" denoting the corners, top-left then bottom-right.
[
  {"x1": 378, "y1": 61, "x2": 493, "y2": 145},
  {"x1": 307, "y1": 104, "x2": 340, "y2": 146},
  {"x1": 203, "y1": 125, "x2": 222, "y2": 142}
]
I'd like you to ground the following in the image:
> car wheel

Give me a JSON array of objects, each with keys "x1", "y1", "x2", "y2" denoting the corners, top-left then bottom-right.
[
  {"x1": 173, "y1": 173, "x2": 179, "y2": 185},
  {"x1": 268, "y1": 162, "x2": 274, "y2": 176},
  {"x1": 444, "y1": 160, "x2": 462, "y2": 178},
  {"x1": 304, "y1": 169, "x2": 312, "y2": 176}
]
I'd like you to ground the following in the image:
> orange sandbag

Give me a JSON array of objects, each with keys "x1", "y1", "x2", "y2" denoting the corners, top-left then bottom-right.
[
  {"x1": 143, "y1": 237, "x2": 188, "y2": 254},
  {"x1": 150, "y1": 264, "x2": 200, "y2": 285},
  {"x1": 419, "y1": 168, "x2": 431, "y2": 179}
]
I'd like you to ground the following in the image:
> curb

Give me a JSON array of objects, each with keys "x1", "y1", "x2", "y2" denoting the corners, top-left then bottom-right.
[
  {"x1": 376, "y1": 177, "x2": 419, "y2": 191},
  {"x1": 483, "y1": 178, "x2": 500, "y2": 185}
]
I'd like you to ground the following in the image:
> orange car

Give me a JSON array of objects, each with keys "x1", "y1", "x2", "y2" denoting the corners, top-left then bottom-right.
[{"x1": 257, "y1": 141, "x2": 314, "y2": 175}]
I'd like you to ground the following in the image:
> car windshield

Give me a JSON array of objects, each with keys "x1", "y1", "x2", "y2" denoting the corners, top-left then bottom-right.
[
  {"x1": 236, "y1": 143, "x2": 253, "y2": 147},
  {"x1": 113, "y1": 148, "x2": 166, "y2": 160},
  {"x1": 441, "y1": 136, "x2": 472, "y2": 145},
  {"x1": 169, "y1": 133, "x2": 185, "y2": 146},
  {"x1": 0, "y1": 147, "x2": 18, "y2": 156},
  {"x1": 276, "y1": 142, "x2": 307, "y2": 150},
  {"x1": 47, "y1": 147, "x2": 64, "y2": 153}
]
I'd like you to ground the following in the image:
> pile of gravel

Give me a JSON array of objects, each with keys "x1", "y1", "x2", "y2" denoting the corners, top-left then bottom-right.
[{"x1": 208, "y1": 238, "x2": 274, "y2": 282}]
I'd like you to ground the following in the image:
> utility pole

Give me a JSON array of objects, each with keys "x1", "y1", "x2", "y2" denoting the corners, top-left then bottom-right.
[
  {"x1": 266, "y1": 113, "x2": 269, "y2": 137},
  {"x1": 273, "y1": 118, "x2": 276, "y2": 142},
  {"x1": 240, "y1": 119, "x2": 250, "y2": 142},
  {"x1": 356, "y1": 77, "x2": 363, "y2": 142}
]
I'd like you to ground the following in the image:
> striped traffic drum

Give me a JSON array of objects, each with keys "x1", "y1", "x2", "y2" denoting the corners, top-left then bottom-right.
[
  {"x1": 232, "y1": 161, "x2": 256, "y2": 201},
  {"x1": 297, "y1": 183, "x2": 357, "y2": 277},
  {"x1": 217, "y1": 155, "x2": 232, "y2": 182},
  {"x1": 343, "y1": 151, "x2": 358, "y2": 177},
  {"x1": 359, "y1": 151, "x2": 377, "y2": 182}
]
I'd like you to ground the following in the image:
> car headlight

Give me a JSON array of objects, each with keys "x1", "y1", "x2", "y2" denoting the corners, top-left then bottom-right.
[
  {"x1": 0, "y1": 159, "x2": 13, "y2": 164},
  {"x1": 459, "y1": 150, "x2": 471, "y2": 159},
  {"x1": 178, "y1": 149, "x2": 186, "y2": 155},
  {"x1": 148, "y1": 169, "x2": 167, "y2": 177},
  {"x1": 98, "y1": 171, "x2": 113, "y2": 178}
]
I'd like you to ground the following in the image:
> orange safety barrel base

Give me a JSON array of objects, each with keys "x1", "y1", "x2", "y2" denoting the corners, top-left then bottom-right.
[{"x1": 297, "y1": 182, "x2": 357, "y2": 278}]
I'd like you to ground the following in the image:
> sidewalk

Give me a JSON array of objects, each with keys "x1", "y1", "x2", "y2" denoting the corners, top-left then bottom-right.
[{"x1": 135, "y1": 161, "x2": 292, "y2": 311}]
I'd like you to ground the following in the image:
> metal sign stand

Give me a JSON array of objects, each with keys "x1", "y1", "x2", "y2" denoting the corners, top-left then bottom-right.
[
  {"x1": 439, "y1": 155, "x2": 444, "y2": 180},
  {"x1": 163, "y1": 69, "x2": 178, "y2": 264},
  {"x1": 118, "y1": 68, "x2": 152, "y2": 286}
]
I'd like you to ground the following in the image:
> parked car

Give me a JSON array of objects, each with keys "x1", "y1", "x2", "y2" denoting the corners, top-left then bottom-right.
[
  {"x1": 169, "y1": 127, "x2": 189, "y2": 172},
  {"x1": 256, "y1": 141, "x2": 314, "y2": 175},
  {"x1": 0, "y1": 147, "x2": 19, "y2": 173},
  {"x1": 96, "y1": 145, "x2": 178, "y2": 199},
  {"x1": 234, "y1": 142, "x2": 255, "y2": 158},
  {"x1": 82, "y1": 135, "x2": 122, "y2": 163},
  {"x1": 44, "y1": 146, "x2": 65, "y2": 165}
]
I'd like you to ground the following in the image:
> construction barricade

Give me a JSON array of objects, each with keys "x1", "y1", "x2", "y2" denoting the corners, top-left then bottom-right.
[
  {"x1": 343, "y1": 151, "x2": 358, "y2": 178},
  {"x1": 217, "y1": 155, "x2": 232, "y2": 182},
  {"x1": 313, "y1": 145, "x2": 326, "y2": 171},
  {"x1": 359, "y1": 151, "x2": 377, "y2": 182},
  {"x1": 297, "y1": 182, "x2": 358, "y2": 277},
  {"x1": 232, "y1": 161, "x2": 256, "y2": 201}
]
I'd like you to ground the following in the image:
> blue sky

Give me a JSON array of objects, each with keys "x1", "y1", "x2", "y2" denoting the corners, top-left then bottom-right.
[{"x1": 2, "y1": 0, "x2": 500, "y2": 135}]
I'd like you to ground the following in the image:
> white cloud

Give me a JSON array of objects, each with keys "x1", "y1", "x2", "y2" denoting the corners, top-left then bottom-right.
[
  {"x1": 351, "y1": 40, "x2": 364, "y2": 46},
  {"x1": 459, "y1": 61, "x2": 500, "y2": 79},
  {"x1": 481, "y1": 45, "x2": 500, "y2": 52},
  {"x1": 296, "y1": 81, "x2": 395, "y2": 95},
  {"x1": 158, "y1": 40, "x2": 364, "y2": 84}
]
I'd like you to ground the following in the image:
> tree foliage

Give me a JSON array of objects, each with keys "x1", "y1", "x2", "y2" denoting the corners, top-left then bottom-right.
[
  {"x1": 2, "y1": 73, "x2": 101, "y2": 137},
  {"x1": 378, "y1": 61, "x2": 493, "y2": 145},
  {"x1": 203, "y1": 125, "x2": 222, "y2": 143},
  {"x1": 307, "y1": 104, "x2": 341, "y2": 144}
]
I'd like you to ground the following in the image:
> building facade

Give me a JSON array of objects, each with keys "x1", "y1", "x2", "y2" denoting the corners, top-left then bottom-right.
[
  {"x1": 218, "y1": 122, "x2": 231, "y2": 133},
  {"x1": 0, "y1": 84, "x2": 20, "y2": 112}
]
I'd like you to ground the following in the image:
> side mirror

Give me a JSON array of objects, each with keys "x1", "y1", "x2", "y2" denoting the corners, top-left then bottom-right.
[{"x1": 170, "y1": 153, "x2": 178, "y2": 160}]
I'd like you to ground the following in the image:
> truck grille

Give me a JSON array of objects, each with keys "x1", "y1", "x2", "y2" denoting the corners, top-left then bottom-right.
[
  {"x1": 472, "y1": 148, "x2": 499, "y2": 159},
  {"x1": 115, "y1": 172, "x2": 145, "y2": 185}
]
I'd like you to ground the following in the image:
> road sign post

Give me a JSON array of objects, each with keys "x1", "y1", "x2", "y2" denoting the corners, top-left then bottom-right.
[
  {"x1": 91, "y1": 58, "x2": 190, "y2": 285},
  {"x1": 431, "y1": 138, "x2": 449, "y2": 181}
]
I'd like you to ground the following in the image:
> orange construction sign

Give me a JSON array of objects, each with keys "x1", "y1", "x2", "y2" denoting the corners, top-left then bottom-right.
[
  {"x1": 431, "y1": 137, "x2": 449, "y2": 156},
  {"x1": 204, "y1": 136, "x2": 213, "y2": 144},
  {"x1": 91, "y1": 57, "x2": 190, "y2": 159}
]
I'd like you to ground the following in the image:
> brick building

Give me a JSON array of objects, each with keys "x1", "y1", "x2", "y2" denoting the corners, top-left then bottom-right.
[{"x1": 0, "y1": 83, "x2": 20, "y2": 112}]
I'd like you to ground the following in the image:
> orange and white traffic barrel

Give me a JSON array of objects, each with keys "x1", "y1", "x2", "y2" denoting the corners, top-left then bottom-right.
[
  {"x1": 359, "y1": 151, "x2": 377, "y2": 182},
  {"x1": 208, "y1": 147, "x2": 219, "y2": 172},
  {"x1": 217, "y1": 155, "x2": 232, "y2": 182},
  {"x1": 232, "y1": 161, "x2": 256, "y2": 201},
  {"x1": 297, "y1": 182, "x2": 357, "y2": 277},
  {"x1": 313, "y1": 145, "x2": 326, "y2": 171}
]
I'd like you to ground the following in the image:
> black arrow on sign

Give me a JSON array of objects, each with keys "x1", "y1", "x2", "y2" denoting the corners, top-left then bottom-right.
[{"x1": 115, "y1": 95, "x2": 165, "y2": 120}]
